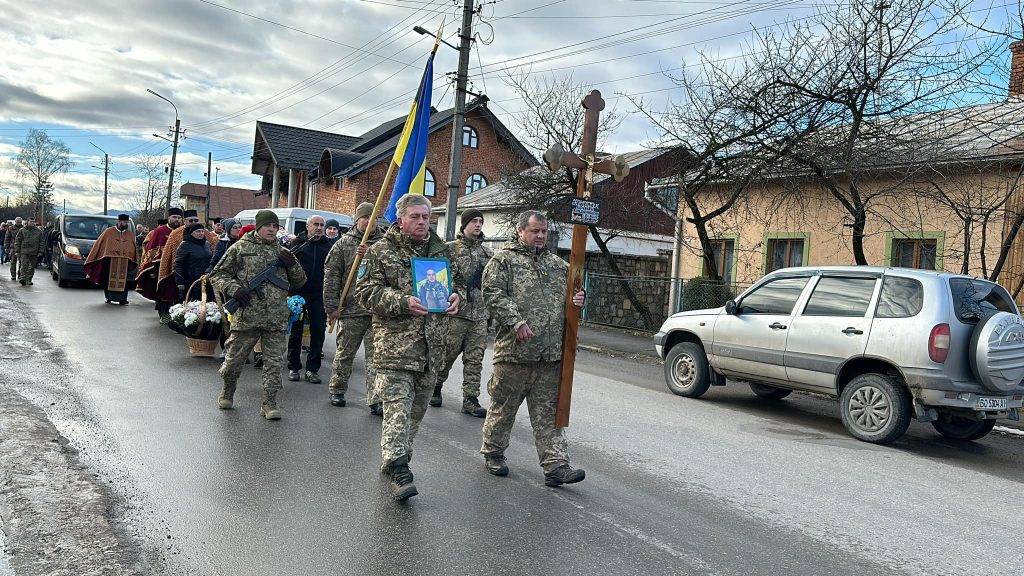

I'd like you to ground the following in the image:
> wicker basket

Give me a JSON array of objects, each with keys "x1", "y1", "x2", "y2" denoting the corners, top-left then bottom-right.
[{"x1": 186, "y1": 337, "x2": 218, "y2": 357}]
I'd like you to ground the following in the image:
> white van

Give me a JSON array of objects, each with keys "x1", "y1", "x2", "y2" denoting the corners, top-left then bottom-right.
[{"x1": 233, "y1": 208, "x2": 354, "y2": 237}]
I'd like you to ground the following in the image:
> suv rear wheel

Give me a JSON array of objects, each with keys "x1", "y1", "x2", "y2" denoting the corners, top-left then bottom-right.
[
  {"x1": 664, "y1": 342, "x2": 711, "y2": 398},
  {"x1": 931, "y1": 413, "x2": 996, "y2": 441},
  {"x1": 749, "y1": 383, "x2": 791, "y2": 400},
  {"x1": 839, "y1": 373, "x2": 912, "y2": 444}
]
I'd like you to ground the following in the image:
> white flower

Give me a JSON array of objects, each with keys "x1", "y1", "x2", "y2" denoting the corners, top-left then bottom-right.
[{"x1": 183, "y1": 312, "x2": 199, "y2": 326}]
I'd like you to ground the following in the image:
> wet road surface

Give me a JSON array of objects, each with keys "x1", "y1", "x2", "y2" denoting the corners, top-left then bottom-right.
[{"x1": 1, "y1": 277, "x2": 1022, "y2": 575}]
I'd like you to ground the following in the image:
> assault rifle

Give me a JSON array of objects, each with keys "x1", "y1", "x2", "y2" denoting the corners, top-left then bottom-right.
[{"x1": 224, "y1": 263, "x2": 290, "y2": 314}]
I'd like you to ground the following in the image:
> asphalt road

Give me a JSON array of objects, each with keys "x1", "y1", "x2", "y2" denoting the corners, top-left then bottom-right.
[{"x1": 2, "y1": 274, "x2": 1023, "y2": 575}]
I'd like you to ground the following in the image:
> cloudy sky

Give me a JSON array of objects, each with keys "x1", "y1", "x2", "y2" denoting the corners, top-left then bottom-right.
[{"x1": 0, "y1": 0, "x2": 1017, "y2": 213}]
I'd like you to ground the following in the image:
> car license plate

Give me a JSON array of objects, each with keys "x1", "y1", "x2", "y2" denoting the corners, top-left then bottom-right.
[{"x1": 976, "y1": 397, "x2": 1008, "y2": 411}]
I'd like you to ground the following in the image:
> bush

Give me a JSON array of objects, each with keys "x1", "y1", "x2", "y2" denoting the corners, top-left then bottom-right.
[{"x1": 680, "y1": 277, "x2": 735, "y2": 311}]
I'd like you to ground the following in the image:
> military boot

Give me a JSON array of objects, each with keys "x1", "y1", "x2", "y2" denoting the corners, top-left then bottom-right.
[
  {"x1": 385, "y1": 455, "x2": 418, "y2": 501},
  {"x1": 484, "y1": 454, "x2": 509, "y2": 477},
  {"x1": 218, "y1": 380, "x2": 237, "y2": 410},
  {"x1": 462, "y1": 396, "x2": 487, "y2": 418},
  {"x1": 253, "y1": 352, "x2": 264, "y2": 368},
  {"x1": 261, "y1": 390, "x2": 281, "y2": 420},
  {"x1": 369, "y1": 402, "x2": 383, "y2": 417},
  {"x1": 544, "y1": 464, "x2": 585, "y2": 487},
  {"x1": 330, "y1": 392, "x2": 346, "y2": 407},
  {"x1": 429, "y1": 385, "x2": 443, "y2": 407}
]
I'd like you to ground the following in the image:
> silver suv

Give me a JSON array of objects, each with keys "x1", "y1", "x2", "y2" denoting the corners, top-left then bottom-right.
[{"x1": 654, "y1": 266, "x2": 1024, "y2": 444}]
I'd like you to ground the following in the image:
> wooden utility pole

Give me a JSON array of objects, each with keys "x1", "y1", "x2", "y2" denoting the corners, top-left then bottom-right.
[
  {"x1": 442, "y1": 0, "x2": 474, "y2": 240},
  {"x1": 205, "y1": 152, "x2": 212, "y2": 224},
  {"x1": 543, "y1": 90, "x2": 629, "y2": 427}
]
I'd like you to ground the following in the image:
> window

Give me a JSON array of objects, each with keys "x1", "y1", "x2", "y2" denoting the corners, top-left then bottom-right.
[
  {"x1": 424, "y1": 169, "x2": 436, "y2": 197},
  {"x1": 876, "y1": 276, "x2": 924, "y2": 318},
  {"x1": 465, "y1": 173, "x2": 488, "y2": 195},
  {"x1": 702, "y1": 239, "x2": 735, "y2": 284},
  {"x1": 803, "y1": 276, "x2": 877, "y2": 317},
  {"x1": 892, "y1": 238, "x2": 937, "y2": 270},
  {"x1": 949, "y1": 278, "x2": 1017, "y2": 322},
  {"x1": 462, "y1": 125, "x2": 478, "y2": 148},
  {"x1": 738, "y1": 277, "x2": 809, "y2": 315},
  {"x1": 766, "y1": 238, "x2": 805, "y2": 273}
]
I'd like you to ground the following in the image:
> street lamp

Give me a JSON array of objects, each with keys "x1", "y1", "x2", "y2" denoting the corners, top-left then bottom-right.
[
  {"x1": 215, "y1": 167, "x2": 220, "y2": 186},
  {"x1": 147, "y1": 88, "x2": 181, "y2": 211},
  {"x1": 413, "y1": 26, "x2": 459, "y2": 50},
  {"x1": 89, "y1": 142, "x2": 109, "y2": 214}
]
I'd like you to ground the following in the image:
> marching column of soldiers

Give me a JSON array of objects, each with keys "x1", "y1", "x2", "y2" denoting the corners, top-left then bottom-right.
[{"x1": 38, "y1": 193, "x2": 586, "y2": 502}]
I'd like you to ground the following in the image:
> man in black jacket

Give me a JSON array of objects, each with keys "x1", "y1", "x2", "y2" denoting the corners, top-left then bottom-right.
[{"x1": 287, "y1": 215, "x2": 331, "y2": 383}]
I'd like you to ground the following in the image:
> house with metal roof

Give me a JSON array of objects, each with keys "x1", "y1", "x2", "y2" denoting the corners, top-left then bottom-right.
[{"x1": 249, "y1": 96, "x2": 536, "y2": 217}]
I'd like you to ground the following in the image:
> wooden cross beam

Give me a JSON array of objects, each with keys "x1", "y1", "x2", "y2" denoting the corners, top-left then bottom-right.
[{"x1": 548, "y1": 89, "x2": 629, "y2": 428}]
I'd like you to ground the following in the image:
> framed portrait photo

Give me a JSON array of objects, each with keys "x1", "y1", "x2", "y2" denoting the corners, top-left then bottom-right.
[{"x1": 411, "y1": 257, "x2": 452, "y2": 313}]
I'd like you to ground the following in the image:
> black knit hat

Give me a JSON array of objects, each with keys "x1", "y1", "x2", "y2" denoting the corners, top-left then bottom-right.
[{"x1": 460, "y1": 209, "x2": 483, "y2": 231}]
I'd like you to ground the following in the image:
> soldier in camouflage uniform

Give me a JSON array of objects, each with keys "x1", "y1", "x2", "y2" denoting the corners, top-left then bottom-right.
[
  {"x1": 355, "y1": 194, "x2": 465, "y2": 501},
  {"x1": 323, "y1": 202, "x2": 384, "y2": 411},
  {"x1": 6, "y1": 218, "x2": 23, "y2": 280},
  {"x1": 432, "y1": 208, "x2": 491, "y2": 417},
  {"x1": 480, "y1": 210, "x2": 587, "y2": 487},
  {"x1": 14, "y1": 217, "x2": 45, "y2": 286},
  {"x1": 209, "y1": 210, "x2": 307, "y2": 420}
]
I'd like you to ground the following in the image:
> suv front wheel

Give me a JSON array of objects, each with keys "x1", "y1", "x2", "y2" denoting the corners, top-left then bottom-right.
[
  {"x1": 839, "y1": 373, "x2": 912, "y2": 444},
  {"x1": 931, "y1": 413, "x2": 996, "y2": 441},
  {"x1": 664, "y1": 342, "x2": 711, "y2": 398}
]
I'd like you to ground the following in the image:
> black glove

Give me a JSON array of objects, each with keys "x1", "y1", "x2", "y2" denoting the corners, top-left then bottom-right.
[
  {"x1": 278, "y1": 250, "x2": 298, "y2": 268},
  {"x1": 233, "y1": 286, "x2": 252, "y2": 307},
  {"x1": 177, "y1": 285, "x2": 186, "y2": 301}
]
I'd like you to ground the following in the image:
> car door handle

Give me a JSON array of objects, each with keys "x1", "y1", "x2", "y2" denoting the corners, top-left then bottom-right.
[
  {"x1": 842, "y1": 327, "x2": 864, "y2": 335},
  {"x1": 769, "y1": 322, "x2": 787, "y2": 330}
]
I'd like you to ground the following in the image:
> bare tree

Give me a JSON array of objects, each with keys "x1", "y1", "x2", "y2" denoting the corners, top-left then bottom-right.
[
  {"x1": 14, "y1": 129, "x2": 73, "y2": 222},
  {"x1": 768, "y1": 0, "x2": 999, "y2": 264},
  {"x1": 130, "y1": 154, "x2": 168, "y2": 226}
]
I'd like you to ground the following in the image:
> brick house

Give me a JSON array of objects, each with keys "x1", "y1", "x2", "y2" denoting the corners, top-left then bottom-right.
[
  {"x1": 249, "y1": 96, "x2": 536, "y2": 216},
  {"x1": 179, "y1": 183, "x2": 267, "y2": 221}
]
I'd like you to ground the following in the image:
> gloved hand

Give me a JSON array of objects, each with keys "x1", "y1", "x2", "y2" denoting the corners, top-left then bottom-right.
[
  {"x1": 233, "y1": 286, "x2": 252, "y2": 307},
  {"x1": 278, "y1": 250, "x2": 298, "y2": 268},
  {"x1": 177, "y1": 285, "x2": 186, "y2": 302}
]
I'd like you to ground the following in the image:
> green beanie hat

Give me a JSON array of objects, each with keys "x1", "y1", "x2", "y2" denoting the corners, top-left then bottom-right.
[
  {"x1": 355, "y1": 202, "x2": 374, "y2": 221},
  {"x1": 254, "y1": 210, "x2": 279, "y2": 230}
]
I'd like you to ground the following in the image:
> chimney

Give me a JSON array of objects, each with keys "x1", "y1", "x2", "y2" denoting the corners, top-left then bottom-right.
[{"x1": 1010, "y1": 40, "x2": 1024, "y2": 97}]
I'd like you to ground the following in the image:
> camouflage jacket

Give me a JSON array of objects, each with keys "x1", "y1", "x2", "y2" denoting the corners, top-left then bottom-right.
[
  {"x1": 355, "y1": 226, "x2": 466, "y2": 373},
  {"x1": 323, "y1": 226, "x2": 384, "y2": 317},
  {"x1": 209, "y1": 231, "x2": 307, "y2": 332},
  {"x1": 4, "y1": 224, "x2": 22, "y2": 252},
  {"x1": 483, "y1": 238, "x2": 568, "y2": 364},
  {"x1": 14, "y1": 226, "x2": 45, "y2": 256},
  {"x1": 448, "y1": 234, "x2": 492, "y2": 321}
]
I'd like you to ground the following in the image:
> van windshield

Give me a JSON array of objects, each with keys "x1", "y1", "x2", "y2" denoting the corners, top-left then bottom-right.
[
  {"x1": 63, "y1": 217, "x2": 113, "y2": 240},
  {"x1": 948, "y1": 278, "x2": 1017, "y2": 322}
]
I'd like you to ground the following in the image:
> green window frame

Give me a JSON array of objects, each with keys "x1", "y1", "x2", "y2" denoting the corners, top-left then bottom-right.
[
  {"x1": 763, "y1": 232, "x2": 811, "y2": 274},
  {"x1": 884, "y1": 231, "x2": 945, "y2": 271},
  {"x1": 701, "y1": 234, "x2": 739, "y2": 283}
]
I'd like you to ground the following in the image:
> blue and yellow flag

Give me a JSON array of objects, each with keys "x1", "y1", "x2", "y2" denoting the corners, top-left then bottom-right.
[{"x1": 383, "y1": 48, "x2": 436, "y2": 222}]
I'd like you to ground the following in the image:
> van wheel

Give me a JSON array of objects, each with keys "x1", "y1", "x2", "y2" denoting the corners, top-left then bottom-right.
[
  {"x1": 749, "y1": 383, "x2": 791, "y2": 400},
  {"x1": 58, "y1": 276, "x2": 69, "y2": 288},
  {"x1": 664, "y1": 342, "x2": 712, "y2": 398},
  {"x1": 931, "y1": 413, "x2": 996, "y2": 441},
  {"x1": 839, "y1": 373, "x2": 912, "y2": 444}
]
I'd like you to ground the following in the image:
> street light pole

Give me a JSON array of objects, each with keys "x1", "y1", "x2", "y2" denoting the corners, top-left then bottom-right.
[
  {"x1": 147, "y1": 89, "x2": 182, "y2": 211},
  {"x1": 90, "y1": 142, "x2": 109, "y2": 214},
  {"x1": 417, "y1": 0, "x2": 474, "y2": 240},
  {"x1": 205, "y1": 152, "x2": 212, "y2": 225}
]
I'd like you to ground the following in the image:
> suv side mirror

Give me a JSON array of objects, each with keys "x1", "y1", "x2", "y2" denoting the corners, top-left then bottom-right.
[{"x1": 725, "y1": 300, "x2": 738, "y2": 315}]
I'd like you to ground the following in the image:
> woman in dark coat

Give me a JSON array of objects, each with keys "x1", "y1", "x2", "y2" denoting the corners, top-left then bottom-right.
[{"x1": 174, "y1": 222, "x2": 213, "y2": 301}]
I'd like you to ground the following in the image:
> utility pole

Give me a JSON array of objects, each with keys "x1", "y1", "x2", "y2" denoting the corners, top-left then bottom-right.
[
  {"x1": 91, "y1": 142, "x2": 109, "y2": 214},
  {"x1": 167, "y1": 118, "x2": 181, "y2": 210},
  {"x1": 205, "y1": 152, "x2": 212, "y2": 225},
  {"x1": 442, "y1": 0, "x2": 474, "y2": 241}
]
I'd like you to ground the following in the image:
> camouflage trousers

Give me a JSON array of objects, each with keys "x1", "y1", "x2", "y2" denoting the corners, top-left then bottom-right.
[
  {"x1": 220, "y1": 328, "x2": 287, "y2": 396},
  {"x1": 17, "y1": 254, "x2": 37, "y2": 283},
  {"x1": 327, "y1": 315, "x2": 379, "y2": 405},
  {"x1": 9, "y1": 254, "x2": 18, "y2": 279},
  {"x1": 436, "y1": 316, "x2": 487, "y2": 399},
  {"x1": 481, "y1": 361, "x2": 569, "y2": 473},
  {"x1": 378, "y1": 368, "x2": 435, "y2": 469}
]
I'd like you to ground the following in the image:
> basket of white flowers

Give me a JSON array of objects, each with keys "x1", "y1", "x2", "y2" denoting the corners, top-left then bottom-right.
[{"x1": 168, "y1": 276, "x2": 224, "y2": 357}]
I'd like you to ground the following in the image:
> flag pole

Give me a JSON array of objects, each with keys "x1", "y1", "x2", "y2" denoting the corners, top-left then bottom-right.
[{"x1": 333, "y1": 29, "x2": 444, "y2": 327}]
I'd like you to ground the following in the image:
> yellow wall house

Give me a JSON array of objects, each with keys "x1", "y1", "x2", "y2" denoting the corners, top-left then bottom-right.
[{"x1": 654, "y1": 44, "x2": 1024, "y2": 301}]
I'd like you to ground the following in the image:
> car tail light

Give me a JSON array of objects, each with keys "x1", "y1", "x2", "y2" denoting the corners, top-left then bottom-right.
[{"x1": 929, "y1": 324, "x2": 950, "y2": 364}]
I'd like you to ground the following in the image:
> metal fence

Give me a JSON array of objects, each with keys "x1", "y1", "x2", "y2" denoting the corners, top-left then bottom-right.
[{"x1": 582, "y1": 273, "x2": 747, "y2": 331}]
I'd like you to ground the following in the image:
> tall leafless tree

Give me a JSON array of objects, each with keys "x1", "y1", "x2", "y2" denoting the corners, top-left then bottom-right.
[
  {"x1": 130, "y1": 154, "x2": 168, "y2": 226},
  {"x1": 14, "y1": 129, "x2": 73, "y2": 222}
]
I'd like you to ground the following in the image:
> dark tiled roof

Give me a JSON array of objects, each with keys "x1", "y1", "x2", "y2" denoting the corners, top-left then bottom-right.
[
  {"x1": 180, "y1": 183, "x2": 268, "y2": 218},
  {"x1": 255, "y1": 122, "x2": 361, "y2": 172}
]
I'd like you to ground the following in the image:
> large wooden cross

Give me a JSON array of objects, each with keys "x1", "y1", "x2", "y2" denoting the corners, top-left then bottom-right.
[{"x1": 545, "y1": 89, "x2": 629, "y2": 428}]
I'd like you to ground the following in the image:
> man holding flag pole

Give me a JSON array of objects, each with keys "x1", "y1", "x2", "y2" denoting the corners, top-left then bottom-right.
[{"x1": 346, "y1": 28, "x2": 466, "y2": 501}]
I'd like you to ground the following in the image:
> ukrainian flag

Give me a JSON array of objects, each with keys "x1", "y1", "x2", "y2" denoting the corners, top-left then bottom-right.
[{"x1": 384, "y1": 48, "x2": 436, "y2": 222}]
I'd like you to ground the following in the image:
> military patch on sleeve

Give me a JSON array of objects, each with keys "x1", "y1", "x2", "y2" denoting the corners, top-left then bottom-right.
[{"x1": 357, "y1": 262, "x2": 367, "y2": 279}]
